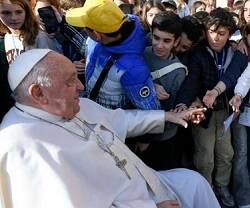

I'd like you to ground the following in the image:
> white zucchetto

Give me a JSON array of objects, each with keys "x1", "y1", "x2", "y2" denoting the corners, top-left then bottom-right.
[{"x1": 8, "y1": 49, "x2": 52, "y2": 91}]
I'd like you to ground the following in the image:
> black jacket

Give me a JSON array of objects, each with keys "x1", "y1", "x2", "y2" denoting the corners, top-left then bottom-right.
[{"x1": 176, "y1": 41, "x2": 248, "y2": 107}]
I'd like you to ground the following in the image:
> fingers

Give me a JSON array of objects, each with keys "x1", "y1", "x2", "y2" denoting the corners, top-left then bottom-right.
[
  {"x1": 202, "y1": 91, "x2": 216, "y2": 109},
  {"x1": 158, "y1": 91, "x2": 170, "y2": 100},
  {"x1": 74, "y1": 59, "x2": 86, "y2": 74},
  {"x1": 229, "y1": 96, "x2": 242, "y2": 112},
  {"x1": 165, "y1": 111, "x2": 188, "y2": 128},
  {"x1": 178, "y1": 119, "x2": 188, "y2": 128},
  {"x1": 188, "y1": 107, "x2": 206, "y2": 124},
  {"x1": 190, "y1": 112, "x2": 205, "y2": 124},
  {"x1": 155, "y1": 84, "x2": 170, "y2": 100},
  {"x1": 173, "y1": 105, "x2": 187, "y2": 113},
  {"x1": 188, "y1": 107, "x2": 207, "y2": 114}
]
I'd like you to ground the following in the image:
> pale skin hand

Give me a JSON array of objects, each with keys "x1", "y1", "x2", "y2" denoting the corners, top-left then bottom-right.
[
  {"x1": 157, "y1": 200, "x2": 180, "y2": 208},
  {"x1": 189, "y1": 98, "x2": 206, "y2": 124},
  {"x1": 154, "y1": 83, "x2": 170, "y2": 100},
  {"x1": 165, "y1": 107, "x2": 206, "y2": 128},
  {"x1": 203, "y1": 89, "x2": 218, "y2": 109},
  {"x1": 229, "y1": 95, "x2": 242, "y2": 112},
  {"x1": 203, "y1": 81, "x2": 226, "y2": 108}
]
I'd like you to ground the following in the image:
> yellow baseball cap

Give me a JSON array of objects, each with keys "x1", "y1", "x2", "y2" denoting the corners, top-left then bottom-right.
[{"x1": 65, "y1": 0, "x2": 127, "y2": 33}]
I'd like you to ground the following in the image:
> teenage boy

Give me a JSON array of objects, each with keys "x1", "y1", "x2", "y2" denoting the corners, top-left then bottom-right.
[
  {"x1": 142, "y1": 11, "x2": 188, "y2": 169},
  {"x1": 144, "y1": 11, "x2": 187, "y2": 112},
  {"x1": 175, "y1": 8, "x2": 248, "y2": 207},
  {"x1": 174, "y1": 15, "x2": 204, "y2": 55}
]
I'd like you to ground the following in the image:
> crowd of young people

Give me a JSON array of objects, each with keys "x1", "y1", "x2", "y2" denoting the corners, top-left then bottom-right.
[{"x1": 1, "y1": 0, "x2": 250, "y2": 207}]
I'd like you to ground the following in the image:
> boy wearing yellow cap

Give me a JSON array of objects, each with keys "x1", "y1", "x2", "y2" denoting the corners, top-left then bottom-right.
[{"x1": 66, "y1": 0, "x2": 160, "y2": 110}]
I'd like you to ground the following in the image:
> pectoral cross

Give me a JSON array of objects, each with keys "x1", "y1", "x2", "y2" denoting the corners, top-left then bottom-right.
[{"x1": 114, "y1": 155, "x2": 131, "y2": 180}]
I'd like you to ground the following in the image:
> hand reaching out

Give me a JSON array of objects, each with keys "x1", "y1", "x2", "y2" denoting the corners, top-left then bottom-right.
[
  {"x1": 203, "y1": 89, "x2": 218, "y2": 109},
  {"x1": 154, "y1": 84, "x2": 170, "y2": 100},
  {"x1": 229, "y1": 94, "x2": 243, "y2": 112},
  {"x1": 165, "y1": 107, "x2": 206, "y2": 128}
]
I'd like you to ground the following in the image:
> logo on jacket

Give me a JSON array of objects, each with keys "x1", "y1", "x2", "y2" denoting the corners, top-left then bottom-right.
[{"x1": 139, "y1": 86, "x2": 150, "y2": 97}]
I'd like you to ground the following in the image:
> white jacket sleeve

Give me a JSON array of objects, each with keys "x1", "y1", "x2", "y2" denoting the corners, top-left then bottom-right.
[
  {"x1": 234, "y1": 62, "x2": 250, "y2": 97},
  {"x1": 79, "y1": 98, "x2": 165, "y2": 143}
]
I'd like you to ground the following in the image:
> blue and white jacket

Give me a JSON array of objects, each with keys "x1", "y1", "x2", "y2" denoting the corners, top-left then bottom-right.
[{"x1": 85, "y1": 15, "x2": 160, "y2": 110}]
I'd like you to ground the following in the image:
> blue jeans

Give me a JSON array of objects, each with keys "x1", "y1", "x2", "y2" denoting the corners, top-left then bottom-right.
[{"x1": 232, "y1": 119, "x2": 250, "y2": 206}]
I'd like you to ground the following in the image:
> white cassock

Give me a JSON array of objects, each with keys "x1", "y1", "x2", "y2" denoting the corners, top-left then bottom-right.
[{"x1": 0, "y1": 98, "x2": 220, "y2": 208}]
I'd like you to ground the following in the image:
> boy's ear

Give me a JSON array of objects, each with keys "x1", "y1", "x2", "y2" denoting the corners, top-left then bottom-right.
[{"x1": 174, "y1": 37, "x2": 181, "y2": 47}]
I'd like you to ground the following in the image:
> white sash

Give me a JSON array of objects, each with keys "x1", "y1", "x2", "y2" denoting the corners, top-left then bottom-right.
[{"x1": 151, "y1": 63, "x2": 188, "y2": 81}]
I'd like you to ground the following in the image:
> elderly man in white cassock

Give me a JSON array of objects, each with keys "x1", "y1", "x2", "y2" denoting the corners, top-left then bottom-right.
[{"x1": 0, "y1": 49, "x2": 220, "y2": 208}]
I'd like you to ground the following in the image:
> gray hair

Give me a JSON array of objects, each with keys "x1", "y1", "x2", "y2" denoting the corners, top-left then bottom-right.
[{"x1": 12, "y1": 61, "x2": 52, "y2": 103}]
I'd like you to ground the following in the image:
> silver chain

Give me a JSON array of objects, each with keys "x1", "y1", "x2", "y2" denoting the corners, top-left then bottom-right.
[{"x1": 15, "y1": 106, "x2": 131, "y2": 179}]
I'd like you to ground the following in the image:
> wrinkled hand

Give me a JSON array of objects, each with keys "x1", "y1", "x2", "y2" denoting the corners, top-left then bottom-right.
[
  {"x1": 166, "y1": 107, "x2": 206, "y2": 128},
  {"x1": 157, "y1": 200, "x2": 180, "y2": 208},
  {"x1": 203, "y1": 90, "x2": 217, "y2": 109},
  {"x1": 229, "y1": 95, "x2": 242, "y2": 112},
  {"x1": 154, "y1": 83, "x2": 170, "y2": 100}
]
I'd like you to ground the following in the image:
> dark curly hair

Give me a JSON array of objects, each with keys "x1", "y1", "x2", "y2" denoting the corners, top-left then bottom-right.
[
  {"x1": 181, "y1": 15, "x2": 203, "y2": 45},
  {"x1": 206, "y1": 7, "x2": 237, "y2": 35}
]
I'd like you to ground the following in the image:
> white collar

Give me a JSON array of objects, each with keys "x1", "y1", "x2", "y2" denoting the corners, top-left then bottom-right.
[{"x1": 15, "y1": 102, "x2": 64, "y2": 122}]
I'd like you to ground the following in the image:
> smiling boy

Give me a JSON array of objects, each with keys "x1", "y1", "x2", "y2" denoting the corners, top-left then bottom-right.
[
  {"x1": 144, "y1": 11, "x2": 187, "y2": 112},
  {"x1": 142, "y1": 11, "x2": 188, "y2": 169}
]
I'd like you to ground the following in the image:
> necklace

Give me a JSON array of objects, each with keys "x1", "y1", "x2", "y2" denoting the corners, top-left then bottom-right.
[
  {"x1": 15, "y1": 106, "x2": 88, "y2": 140},
  {"x1": 15, "y1": 106, "x2": 131, "y2": 179},
  {"x1": 76, "y1": 116, "x2": 131, "y2": 179}
]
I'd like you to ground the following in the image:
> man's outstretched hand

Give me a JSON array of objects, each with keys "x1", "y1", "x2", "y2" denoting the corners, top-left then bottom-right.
[{"x1": 165, "y1": 107, "x2": 206, "y2": 128}]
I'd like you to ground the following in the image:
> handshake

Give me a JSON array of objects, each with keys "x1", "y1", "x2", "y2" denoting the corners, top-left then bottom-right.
[{"x1": 165, "y1": 105, "x2": 207, "y2": 128}]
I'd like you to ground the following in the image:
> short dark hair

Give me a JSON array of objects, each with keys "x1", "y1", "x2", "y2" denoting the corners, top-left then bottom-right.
[
  {"x1": 193, "y1": 11, "x2": 209, "y2": 25},
  {"x1": 151, "y1": 11, "x2": 182, "y2": 38},
  {"x1": 206, "y1": 7, "x2": 236, "y2": 35},
  {"x1": 181, "y1": 15, "x2": 203, "y2": 44}
]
